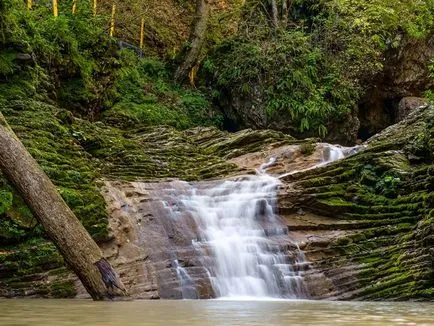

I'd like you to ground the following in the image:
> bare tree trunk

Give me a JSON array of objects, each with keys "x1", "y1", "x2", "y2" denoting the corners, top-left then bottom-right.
[
  {"x1": 271, "y1": 0, "x2": 278, "y2": 29},
  {"x1": 0, "y1": 113, "x2": 126, "y2": 300},
  {"x1": 174, "y1": 0, "x2": 210, "y2": 84},
  {"x1": 281, "y1": 0, "x2": 289, "y2": 27}
]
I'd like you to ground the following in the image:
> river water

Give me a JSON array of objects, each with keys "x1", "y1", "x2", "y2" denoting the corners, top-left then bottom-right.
[{"x1": 0, "y1": 299, "x2": 433, "y2": 325}]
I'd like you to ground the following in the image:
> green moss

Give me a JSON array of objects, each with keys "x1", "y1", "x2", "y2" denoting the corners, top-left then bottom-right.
[
  {"x1": 50, "y1": 281, "x2": 77, "y2": 298},
  {"x1": 0, "y1": 239, "x2": 63, "y2": 276},
  {"x1": 102, "y1": 54, "x2": 222, "y2": 130},
  {"x1": 299, "y1": 142, "x2": 316, "y2": 156},
  {"x1": 0, "y1": 98, "x2": 260, "y2": 294},
  {"x1": 0, "y1": 190, "x2": 13, "y2": 215},
  {"x1": 294, "y1": 106, "x2": 434, "y2": 300},
  {"x1": 318, "y1": 197, "x2": 354, "y2": 207}
]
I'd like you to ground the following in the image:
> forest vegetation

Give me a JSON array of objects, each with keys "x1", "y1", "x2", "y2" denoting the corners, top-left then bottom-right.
[{"x1": 0, "y1": 0, "x2": 433, "y2": 299}]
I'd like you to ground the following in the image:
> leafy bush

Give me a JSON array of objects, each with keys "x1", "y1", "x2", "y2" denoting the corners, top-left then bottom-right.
[
  {"x1": 0, "y1": 0, "x2": 118, "y2": 115},
  {"x1": 103, "y1": 50, "x2": 222, "y2": 129},
  {"x1": 0, "y1": 0, "x2": 222, "y2": 130},
  {"x1": 205, "y1": 28, "x2": 358, "y2": 136},
  {"x1": 204, "y1": 0, "x2": 434, "y2": 136},
  {"x1": 304, "y1": 0, "x2": 434, "y2": 83}
]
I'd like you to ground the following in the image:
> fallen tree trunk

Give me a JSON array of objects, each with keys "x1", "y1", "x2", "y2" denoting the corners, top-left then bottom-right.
[
  {"x1": 0, "y1": 112, "x2": 126, "y2": 300},
  {"x1": 174, "y1": 0, "x2": 210, "y2": 84}
]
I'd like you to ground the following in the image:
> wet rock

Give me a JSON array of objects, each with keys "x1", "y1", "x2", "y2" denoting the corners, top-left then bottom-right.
[
  {"x1": 255, "y1": 199, "x2": 268, "y2": 219},
  {"x1": 279, "y1": 104, "x2": 434, "y2": 300},
  {"x1": 396, "y1": 97, "x2": 429, "y2": 122},
  {"x1": 358, "y1": 34, "x2": 434, "y2": 138}
]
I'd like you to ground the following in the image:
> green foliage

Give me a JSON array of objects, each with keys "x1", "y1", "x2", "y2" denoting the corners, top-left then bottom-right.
[
  {"x1": 424, "y1": 90, "x2": 434, "y2": 103},
  {"x1": 0, "y1": 0, "x2": 118, "y2": 116},
  {"x1": 0, "y1": 219, "x2": 29, "y2": 244},
  {"x1": 103, "y1": 50, "x2": 222, "y2": 129},
  {"x1": 0, "y1": 238, "x2": 63, "y2": 275},
  {"x1": 0, "y1": 0, "x2": 221, "y2": 129},
  {"x1": 204, "y1": 0, "x2": 434, "y2": 136},
  {"x1": 29, "y1": 7, "x2": 119, "y2": 115},
  {"x1": 425, "y1": 61, "x2": 434, "y2": 103},
  {"x1": 300, "y1": 142, "x2": 316, "y2": 156},
  {"x1": 304, "y1": 0, "x2": 434, "y2": 83},
  {"x1": 0, "y1": 0, "x2": 49, "y2": 101},
  {"x1": 0, "y1": 190, "x2": 13, "y2": 215},
  {"x1": 360, "y1": 163, "x2": 404, "y2": 199},
  {"x1": 205, "y1": 28, "x2": 358, "y2": 135},
  {"x1": 375, "y1": 174, "x2": 402, "y2": 198}
]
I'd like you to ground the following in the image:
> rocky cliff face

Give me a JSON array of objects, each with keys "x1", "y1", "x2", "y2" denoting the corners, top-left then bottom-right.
[
  {"x1": 280, "y1": 104, "x2": 434, "y2": 300},
  {"x1": 0, "y1": 100, "x2": 432, "y2": 300},
  {"x1": 0, "y1": 100, "x2": 295, "y2": 298},
  {"x1": 358, "y1": 34, "x2": 434, "y2": 140},
  {"x1": 92, "y1": 104, "x2": 433, "y2": 300},
  {"x1": 214, "y1": 34, "x2": 434, "y2": 145}
]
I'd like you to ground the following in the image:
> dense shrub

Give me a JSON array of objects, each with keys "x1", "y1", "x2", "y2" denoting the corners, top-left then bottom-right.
[
  {"x1": 0, "y1": 0, "x2": 222, "y2": 128},
  {"x1": 204, "y1": 0, "x2": 434, "y2": 136},
  {"x1": 103, "y1": 50, "x2": 222, "y2": 129}
]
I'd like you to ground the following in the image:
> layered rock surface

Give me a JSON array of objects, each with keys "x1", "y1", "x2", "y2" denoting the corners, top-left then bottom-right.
[
  {"x1": 280, "y1": 105, "x2": 434, "y2": 300},
  {"x1": 0, "y1": 100, "x2": 296, "y2": 298},
  {"x1": 0, "y1": 100, "x2": 432, "y2": 300}
]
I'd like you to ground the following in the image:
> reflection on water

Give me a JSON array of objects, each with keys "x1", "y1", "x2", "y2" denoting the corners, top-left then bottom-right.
[{"x1": 0, "y1": 299, "x2": 433, "y2": 326}]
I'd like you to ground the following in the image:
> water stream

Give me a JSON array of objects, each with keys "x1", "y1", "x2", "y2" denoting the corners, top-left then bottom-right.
[
  {"x1": 173, "y1": 259, "x2": 199, "y2": 299},
  {"x1": 166, "y1": 144, "x2": 357, "y2": 299},
  {"x1": 179, "y1": 174, "x2": 307, "y2": 299},
  {"x1": 161, "y1": 143, "x2": 361, "y2": 299},
  {"x1": 2, "y1": 144, "x2": 431, "y2": 324},
  {"x1": 102, "y1": 143, "x2": 361, "y2": 300}
]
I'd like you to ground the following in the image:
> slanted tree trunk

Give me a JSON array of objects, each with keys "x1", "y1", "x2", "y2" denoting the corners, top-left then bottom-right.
[
  {"x1": 281, "y1": 0, "x2": 289, "y2": 27},
  {"x1": 0, "y1": 113, "x2": 126, "y2": 300},
  {"x1": 271, "y1": 0, "x2": 278, "y2": 29},
  {"x1": 174, "y1": 0, "x2": 210, "y2": 84}
]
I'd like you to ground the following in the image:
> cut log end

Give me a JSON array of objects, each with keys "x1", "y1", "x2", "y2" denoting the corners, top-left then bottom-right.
[{"x1": 95, "y1": 258, "x2": 128, "y2": 298}]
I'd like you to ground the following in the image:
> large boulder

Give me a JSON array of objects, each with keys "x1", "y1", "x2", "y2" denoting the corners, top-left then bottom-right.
[{"x1": 396, "y1": 97, "x2": 430, "y2": 122}]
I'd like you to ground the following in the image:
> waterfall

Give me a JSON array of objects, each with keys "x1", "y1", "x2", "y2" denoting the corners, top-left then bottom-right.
[
  {"x1": 105, "y1": 141, "x2": 365, "y2": 300},
  {"x1": 173, "y1": 259, "x2": 199, "y2": 299},
  {"x1": 175, "y1": 174, "x2": 308, "y2": 299},
  {"x1": 167, "y1": 144, "x2": 363, "y2": 298},
  {"x1": 322, "y1": 144, "x2": 345, "y2": 163},
  {"x1": 134, "y1": 143, "x2": 364, "y2": 299}
]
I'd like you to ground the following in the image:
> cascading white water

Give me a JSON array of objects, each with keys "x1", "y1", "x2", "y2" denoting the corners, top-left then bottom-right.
[
  {"x1": 163, "y1": 144, "x2": 363, "y2": 299},
  {"x1": 177, "y1": 173, "x2": 308, "y2": 299},
  {"x1": 279, "y1": 144, "x2": 363, "y2": 179},
  {"x1": 322, "y1": 144, "x2": 345, "y2": 163},
  {"x1": 173, "y1": 259, "x2": 198, "y2": 299}
]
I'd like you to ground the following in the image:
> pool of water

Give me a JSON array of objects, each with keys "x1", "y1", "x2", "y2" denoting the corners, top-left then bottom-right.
[{"x1": 0, "y1": 299, "x2": 433, "y2": 325}]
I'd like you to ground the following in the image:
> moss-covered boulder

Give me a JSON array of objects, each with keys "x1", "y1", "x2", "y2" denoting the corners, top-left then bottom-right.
[{"x1": 281, "y1": 105, "x2": 433, "y2": 300}]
